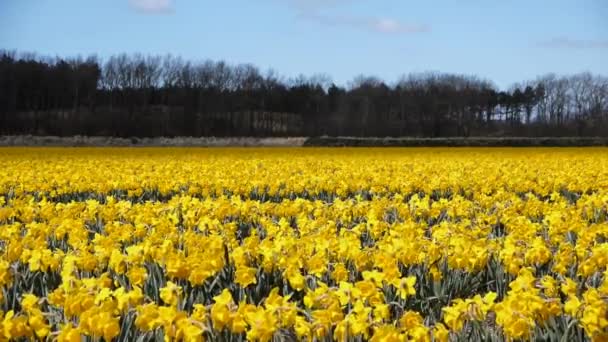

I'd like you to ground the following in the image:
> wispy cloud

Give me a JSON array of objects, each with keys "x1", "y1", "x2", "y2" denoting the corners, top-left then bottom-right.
[
  {"x1": 129, "y1": 0, "x2": 174, "y2": 14},
  {"x1": 537, "y1": 37, "x2": 608, "y2": 49},
  {"x1": 284, "y1": 0, "x2": 429, "y2": 35},
  {"x1": 286, "y1": 0, "x2": 353, "y2": 11},
  {"x1": 371, "y1": 18, "x2": 429, "y2": 34}
]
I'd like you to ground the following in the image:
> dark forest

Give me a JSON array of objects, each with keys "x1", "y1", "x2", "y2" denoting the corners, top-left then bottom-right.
[{"x1": 1, "y1": 51, "x2": 607, "y2": 137}]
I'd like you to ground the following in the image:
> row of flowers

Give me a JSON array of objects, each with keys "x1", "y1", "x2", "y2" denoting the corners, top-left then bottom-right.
[{"x1": 0, "y1": 147, "x2": 606, "y2": 341}]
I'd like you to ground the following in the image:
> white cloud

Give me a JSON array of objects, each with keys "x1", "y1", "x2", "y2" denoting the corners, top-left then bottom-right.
[
  {"x1": 373, "y1": 18, "x2": 401, "y2": 33},
  {"x1": 129, "y1": 0, "x2": 174, "y2": 14},
  {"x1": 537, "y1": 37, "x2": 608, "y2": 49},
  {"x1": 290, "y1": 2, "x2": 429, "y2": 35},
  {"x1": 371, "y1": 18, "x2": 429, "y2": 34},
  {"x1": 284, "y1": 0, "x2": 353, "y2": 11}
]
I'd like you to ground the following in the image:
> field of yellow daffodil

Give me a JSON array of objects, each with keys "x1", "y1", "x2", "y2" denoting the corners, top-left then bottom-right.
[{"x1": 0, "y1": 147, "x2": 607, "y2": 341}]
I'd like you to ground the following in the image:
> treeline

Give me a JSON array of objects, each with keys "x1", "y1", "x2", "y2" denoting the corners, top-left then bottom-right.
[{"x1": 1, "y1": 50, "x2": 607, "y2": 137}]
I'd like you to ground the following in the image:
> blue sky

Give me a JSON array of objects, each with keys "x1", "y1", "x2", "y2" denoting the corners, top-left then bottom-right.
[{"x1": 1, "y1": 0, "x2": 606, "y2": 89}]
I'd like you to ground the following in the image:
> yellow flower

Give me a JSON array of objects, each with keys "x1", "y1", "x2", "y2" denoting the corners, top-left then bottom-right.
[
  {"x1": 235, "y1": 266, "x2": 257, "y2": 287},
  {"x1": 108, "y1": 249, "x2": 127, "y2": 274},
  {"x1": 372, "y1": 303, "x2": 390, "y2": 323},
  {"x1": 1, "y1": 311, "x2": 31, "y2": 340},
  {"x1": 370, "y1": 324, "x2": 404, "y2": 342},
  {"x1": 399, "y1": 311, "x2": 428, "y2": 341},
  {"x1": 294, "y1": 316, "x2": 312, "y2": 340},
  {"x1": 57, "y1": 324, "x2": 81, "y2": 342},
  {"x1": 211, "y1": 289, "x2": 235, "y2": 330},
  {"x1": 135, "y1": 303, "x2": 161, "y2": 331},
  {"x1": 100, "y1": 315, "x2": 120, "y2": 342},
  {"x1": 565, "y1": 295, "x2": 582, "y2": 317},
  {"x1": 284, "y1": 266, "x2": 306, "y2": 291},
  {"x1": 191, "y1": 304, "x2": 208, "y2": 323},
  {"x1": 127, "y1": 266, "x2": 147, "y2": 287},
  {"x1": 245, "y1": 307, "x2": 278, "y2": 342},
  {"x1": 362, "y1": 270, "x2": 385, "y2": 288},
  {"x1": 20, "y1": 294, "x2": 40, "y2": 312},
  {"x1": 231, "y1": 302, "x2": 256, "y2": 333},
  {"x1": 0, "y1": 260, "x2": 13, "y2": 287},
  {"x1": 579, "y1": 288, "x2": 608, "y2": 337},
  {"x1": 331, "y1": 263, "x2": 349, "y2": 283},
  {"x1": 442, "y1": 300, "x2": 466, "y2": 331},
  {"x1": 160, "y1": 281, "x2": 183, "y2": 306},
  {"x1": 393, "y1": 276, "x2": 416, "y2": 300},
  {"x1": 28, "y1": 312, "x2": 50, "y2": 339},
  {"x1": 561, "y1": 277, "x2": 579, "y2": 297},
  {"x1": 176, "y1": 320, "x2": 205, "y2": 342},
  {"x1": 433, "y1": 323, "x2": 449, "y2": 342},
  {"x1": 400, "y1": 310, "x2": 424, "y2": 330},
  {"x1": 337, "y1": 281, "x2": 362, "y2": 306}
]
